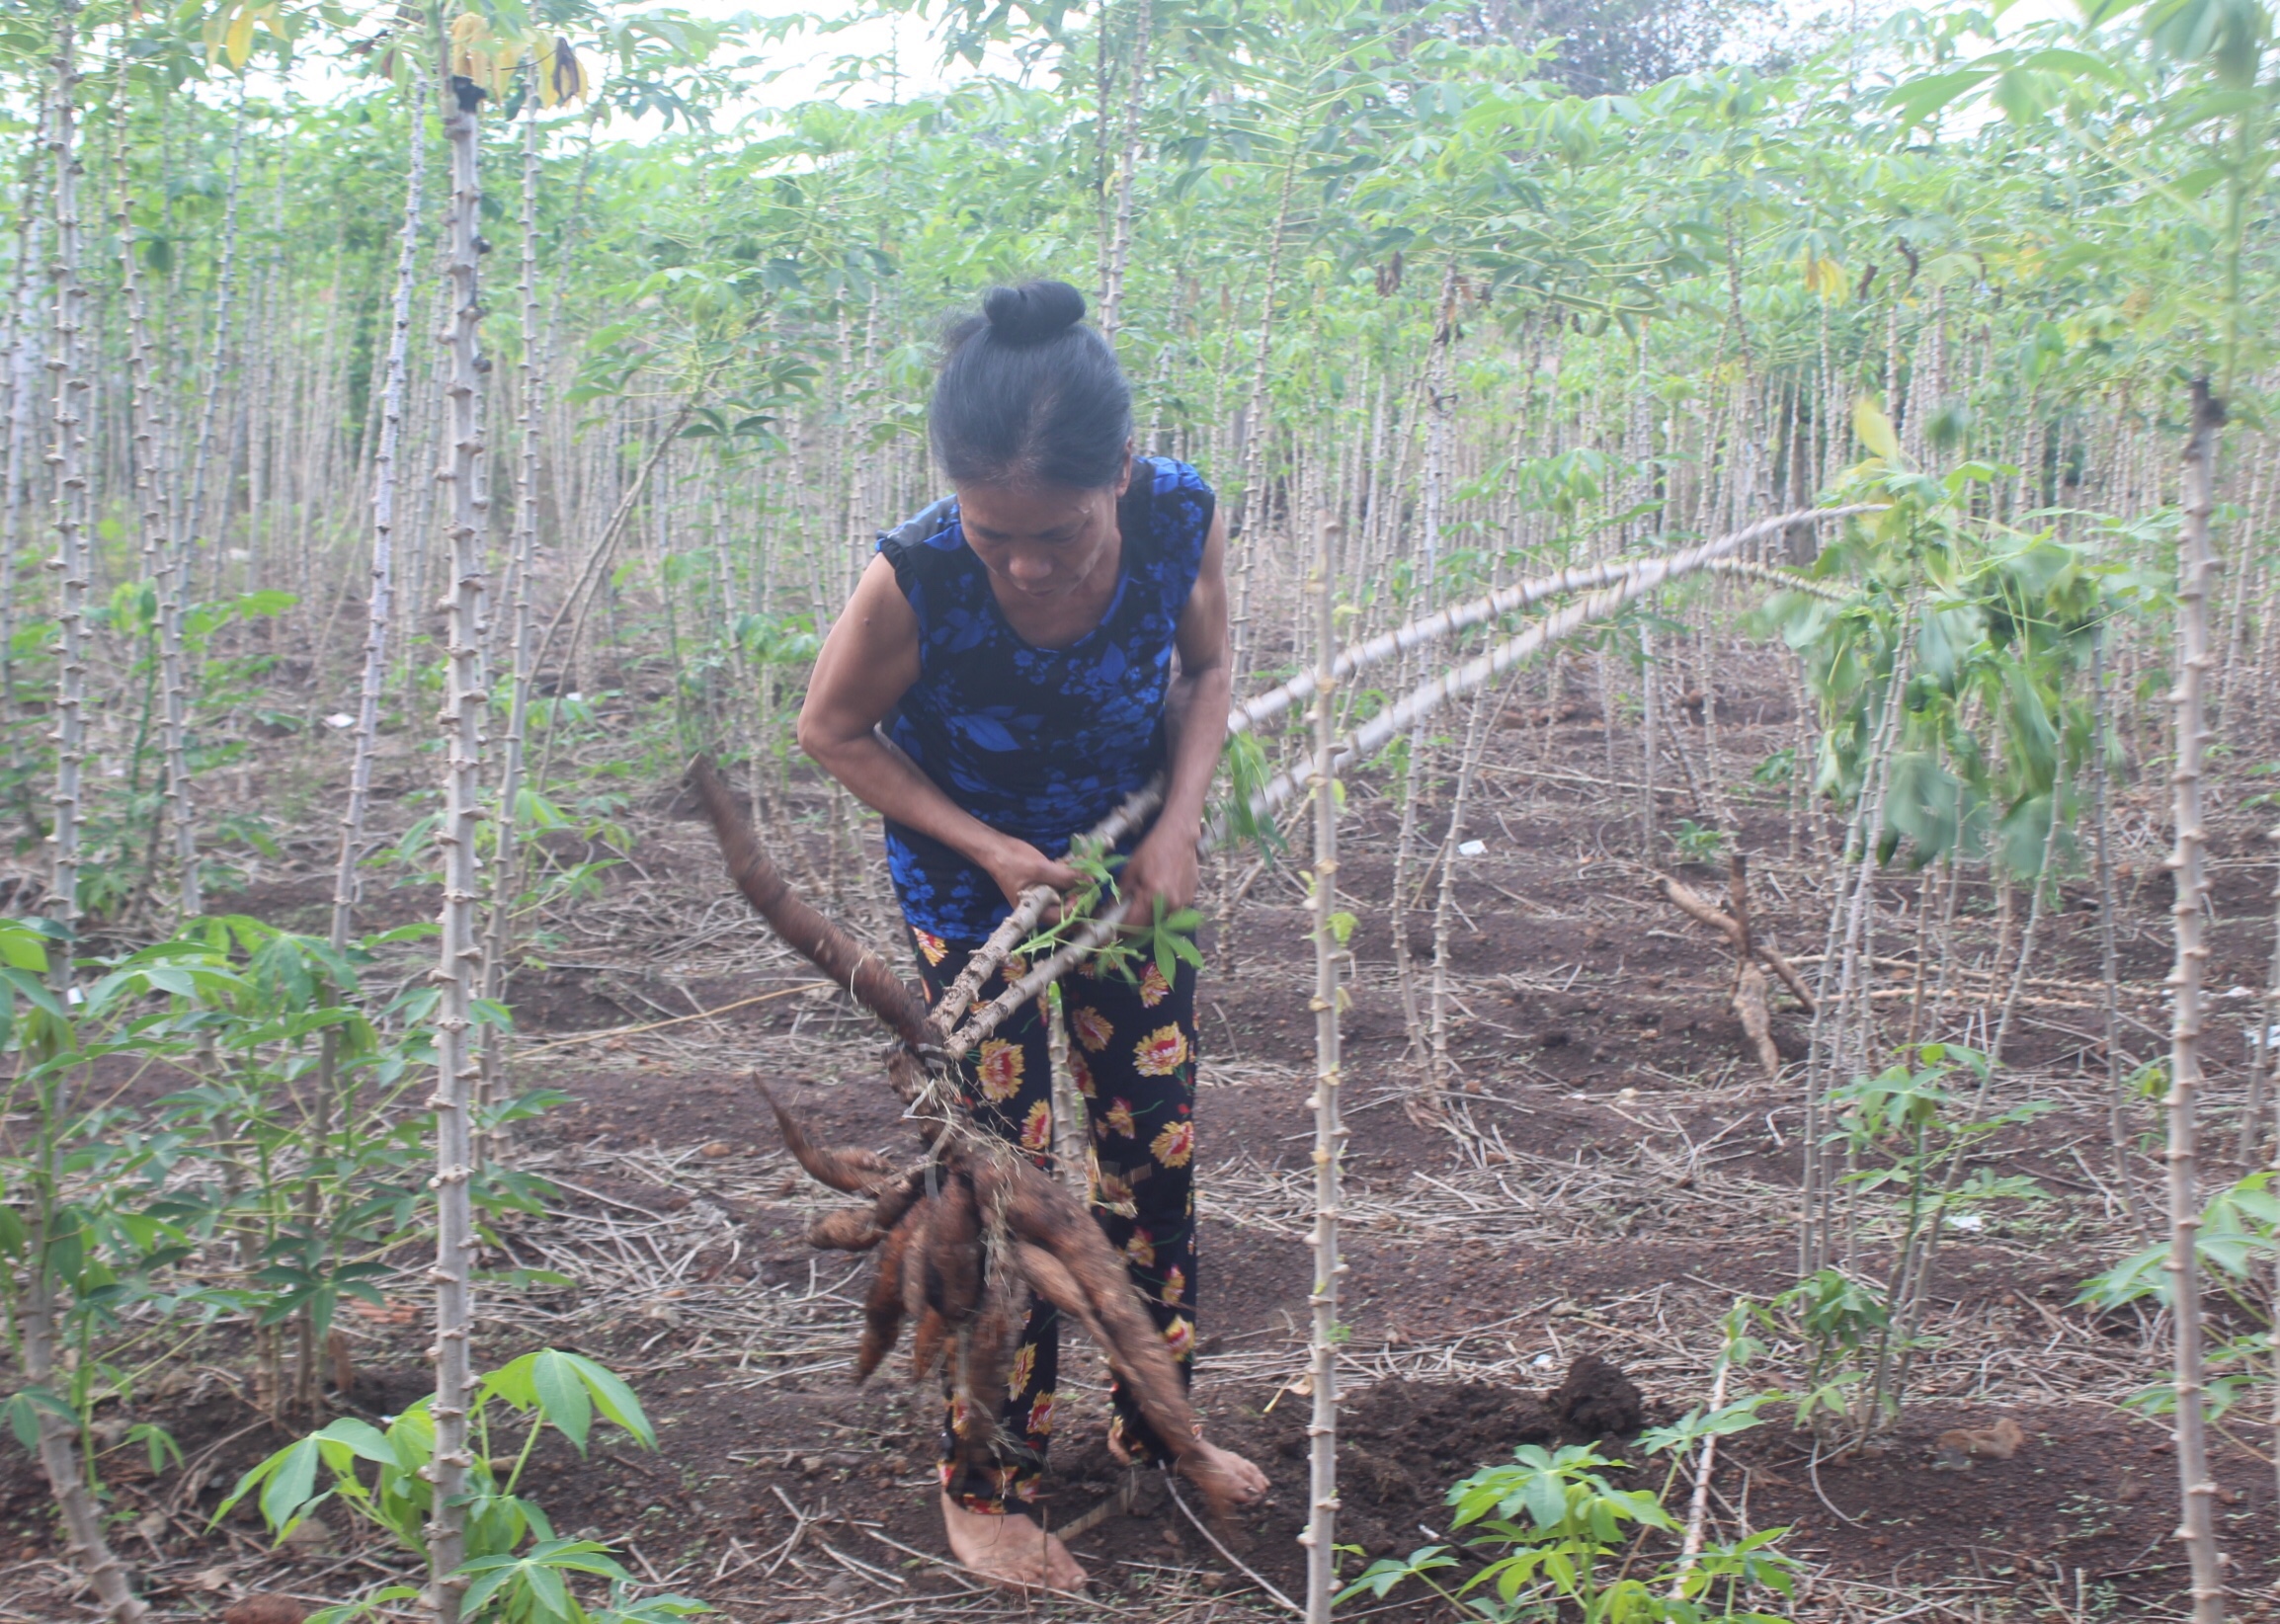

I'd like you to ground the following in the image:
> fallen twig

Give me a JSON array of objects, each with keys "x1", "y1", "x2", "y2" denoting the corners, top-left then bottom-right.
[{"x1": 517, "y1": 981, "x2": 830, "y2": 1051}]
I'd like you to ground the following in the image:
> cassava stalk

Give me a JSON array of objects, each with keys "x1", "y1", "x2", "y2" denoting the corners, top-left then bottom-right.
[
  {"x1": 2164, "y1": 378, "x2": 2227, "y2": 1624},
  {"x1": 330, "y1": 66, "x2": 427, "y2": 960},
  {"x1": 422, "y1": 60, "x2": 490, "y2": 1624},
  {"x1": 110, "y1": 56, "x2": 198, "y2": 924},
  {"x1": 27, "y1": 17, "x2": 146, "y2": 1617},
  {"x1": 475, "y1": 86, "x2": 548, "y2": 1161},
  {"x1": 1389, "y1": 674, "x2": 1426, "y2": 1057},
  {"x1": 1300, "y1": 512, "x2": 1344, "y2": 1623},
  {"x1": 1227, "y1": 143, "x2": 1298, "y2": 687},
  {"x1": 1641, "y1": 622, "x2": 1660, "y2": 853},
  {"x1": 1097, "y1": 0, "x2": 1150, "y2": 342},
  {"x1": 179, "y1": 91, "x2": 245, "y2": 624},
  {"x1": 315, "y1": 71, "x2": 429, "y2": 1396},
  {"x1": 1231, "y1": 506, "x2": 1878, "y2": 736},
  {"x1": 0, "y1": 94, "x2": 47, "y2": 756},
  {"x1": 1248, "y1": 522, "x2": 1826, "y2": 820},
  {"x1": 44, "y1": 19, "x2": 89, "y2": 941},
  {"x1": 1666, "y1": 1309, "x2": 1740, "y2": 1599},
  {"x1": 1426, "y1": 683, "x2": 1490, "y2": 1102}
]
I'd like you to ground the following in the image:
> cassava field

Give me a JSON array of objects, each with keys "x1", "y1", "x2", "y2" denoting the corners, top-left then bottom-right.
[{"x1": 2, "y1": 1, "x2": 2279, "y2": 1621}]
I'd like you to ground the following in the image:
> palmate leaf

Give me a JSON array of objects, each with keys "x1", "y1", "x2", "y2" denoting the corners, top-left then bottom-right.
[
  {"x1": 532, "y1": 1349, "x2": 594, "y2": 1453},
  {"x1": 1638, "y1": 1393, "x2": 1768, "y2": 1455},
  {"x1": 458, "y1": 1539, "x2": 633, "y2": 1622},
  {"x1": 2145, "y1": 0, "x2": 2270, "y2": 88},
  {"x1": 1334, "y1": 1546, "x2": 1456, "y2": 1603},
  {"x1": 218, "y1": 1434, "x2": 328, "y2": 1537},
  {"x1": 486, "y1": 1348, "x2": 656, "y2": 1451},
  {"x1": 1218, "y1": 730, "x2": 1284, "y2": 856},
  {"x1": 2, "y1": 1387, "x2": 74, "y2": 1451}
]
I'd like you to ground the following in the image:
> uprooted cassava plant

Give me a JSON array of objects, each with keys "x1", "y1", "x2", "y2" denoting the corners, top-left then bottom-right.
[{"x1": 685, "y1": 755, "x2": 1249, "y2": 1515}]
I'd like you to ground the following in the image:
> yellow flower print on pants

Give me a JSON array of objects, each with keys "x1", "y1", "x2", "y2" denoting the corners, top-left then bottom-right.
[{"x1": 909, "y1": 924, "x2": 1203, "y2": 1513}]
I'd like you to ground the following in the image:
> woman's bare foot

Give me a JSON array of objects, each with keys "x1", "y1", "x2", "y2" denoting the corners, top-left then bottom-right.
[
  {"x1": 940, "y1": 1493, "x2": 1089, "y2": 1592},
  {"x1": 1109, "y1": 1426, "x2": 1271, "y2": 1509}
]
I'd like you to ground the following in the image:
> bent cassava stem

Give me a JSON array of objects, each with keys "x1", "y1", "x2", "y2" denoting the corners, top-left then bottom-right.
[
  {"x1": 1231, "y1": 505, "x2": 1884, "y2": 736},
  {"x1": 930, "y1": 775, "x2": 1166, "y2": 1035},
  {"x1": 1654, "y1": 871, "x2": 1818, "y2": 1015}
]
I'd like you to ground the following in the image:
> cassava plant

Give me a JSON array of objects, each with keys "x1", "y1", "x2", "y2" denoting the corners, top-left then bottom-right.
[
  {"x1": 1780, "y1": 1045, "x2": 2050, "y2": 1443},
  {"x1": 1339, "y1": 1436, "x2": 1797, "y2": 1622},
  {"x1": 225, "y1": 1348, "x2": 705, "y2": 1624}
]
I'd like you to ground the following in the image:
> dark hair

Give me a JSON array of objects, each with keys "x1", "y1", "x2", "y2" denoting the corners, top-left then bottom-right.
[{"x1": 930, "y1": 280, "x2": 1132, "y2": 490}]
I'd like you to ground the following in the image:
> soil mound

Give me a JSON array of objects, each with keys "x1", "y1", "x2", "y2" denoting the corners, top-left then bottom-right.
[
  {"x1": 1553, "y1": 1351, "x2": 1645, "y2": 1436},
  {"x1": 1242, "y1": 1354, "x2": 1648, "y2": 1567}
]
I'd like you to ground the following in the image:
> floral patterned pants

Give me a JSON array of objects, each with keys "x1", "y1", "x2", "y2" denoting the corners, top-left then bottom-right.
[{"x1": 909, "y1": 926, "x2": 1200, "y2": 1514}]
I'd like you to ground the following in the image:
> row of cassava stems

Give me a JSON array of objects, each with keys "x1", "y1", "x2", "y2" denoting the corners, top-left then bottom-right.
[
  {"x1": 3, "y1": 25, "x2": 2256, "y2": 1624},
  {"x1": 12, "y1": 22, "x2": 523, "y2": 1620}
]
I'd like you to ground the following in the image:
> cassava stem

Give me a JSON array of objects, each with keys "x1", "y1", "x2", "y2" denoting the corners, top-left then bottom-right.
[
  {"x1": 2165, "y1": 380, "x2": 2227, "y2": 1624},
  {"x1": 424, "y1": 54, "x2": 491, "y2": 1623},
  {"x1": 1231, "y1": 505, "x2": 1883, "y2": 737}
]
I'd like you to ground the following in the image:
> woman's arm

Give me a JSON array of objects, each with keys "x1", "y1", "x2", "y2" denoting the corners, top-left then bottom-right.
[
  {"x1": 1118, "y1": 511, "x2": 1232, "y2": 924},
  {"x1": 796, "y1": 555, "x2": 1081, "y2": 906}
]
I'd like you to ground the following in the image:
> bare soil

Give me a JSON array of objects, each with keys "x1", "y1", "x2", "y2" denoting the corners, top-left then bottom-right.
[{"x1": 10, "y1": 652, "x2": 2280, "y2": 1622}]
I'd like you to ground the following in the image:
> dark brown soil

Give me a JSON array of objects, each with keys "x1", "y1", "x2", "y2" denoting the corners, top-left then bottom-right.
[{"x1": 11, "y1": 675, "x2": 2280, "y2": 1622}]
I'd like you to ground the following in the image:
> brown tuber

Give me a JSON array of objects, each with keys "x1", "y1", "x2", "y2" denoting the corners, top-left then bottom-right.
[
  {"x1": 856, "y1": 1220, "x2": 916, "y2": 1382},
  {"x1": 809, "y1": 1207, "x2": 886, "y2": 1251},
  {"x1": 772, "y1": 1105, "x2": 1245, "y2": 1514},
  {"x1": 760, "y1": 1082, "x2": 898, "y2": 1194}
]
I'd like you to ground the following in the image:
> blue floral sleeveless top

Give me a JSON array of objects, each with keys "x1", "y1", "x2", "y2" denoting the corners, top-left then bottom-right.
[{"x1": 876, "y1": 456, "x2": 1216, "y2": 939}]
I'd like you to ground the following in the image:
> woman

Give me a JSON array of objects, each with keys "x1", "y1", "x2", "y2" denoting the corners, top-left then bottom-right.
[{"x1": 797, "y1": 280, "x2": 1267, "y2": 1590}]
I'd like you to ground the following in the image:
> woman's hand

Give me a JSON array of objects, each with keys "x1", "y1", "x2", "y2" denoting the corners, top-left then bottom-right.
[
  {"x1": 982, "y1": 838, "x2": 1084, "y2": 912},
  {"x1": 1118, "y1": 822, "x2": 1200, "y2": 928}
]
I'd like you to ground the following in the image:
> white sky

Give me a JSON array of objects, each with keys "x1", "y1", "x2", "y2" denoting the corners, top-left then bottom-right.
[{"x1": 686, "y1": 1, "x2": 1014, "y2": 125}]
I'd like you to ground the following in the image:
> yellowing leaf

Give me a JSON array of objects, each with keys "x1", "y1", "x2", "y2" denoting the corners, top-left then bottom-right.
[
  {"x1": 1802, "y1": 254, "x2": 1848, "y2": 303},
  {"x1": 1852, "y1": 397, "x2": 1901, "y2": 463},
  {"x1": 448, "y1": 10, "x2": 507, "y2": 92},
  {"x1": 224, "y1": 5, "x2": 255, "y2": 66},
  {"x1": 539, "y1": 38, "x2": 588, "y2": 107}
]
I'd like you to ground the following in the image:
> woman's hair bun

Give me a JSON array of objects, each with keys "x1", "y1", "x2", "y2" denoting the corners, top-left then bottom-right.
[
  {"x1": 982, "y1": 280, "x2": 1088, "y2": 346},
  {"x1": 933, "y1": 277, "x2": 1128, "y2": 488}
]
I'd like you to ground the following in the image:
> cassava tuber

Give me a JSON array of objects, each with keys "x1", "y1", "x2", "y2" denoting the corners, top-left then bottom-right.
[
  {"x1": 856, "y1": 1220, "x2": 916, "y2": 1383},
  {"x1": 809, "y1": 1207, "x2": 886, "y2": 1251},
  {"x1": 760, "y1": 1082, "x2": 899, "y2": 1193}
]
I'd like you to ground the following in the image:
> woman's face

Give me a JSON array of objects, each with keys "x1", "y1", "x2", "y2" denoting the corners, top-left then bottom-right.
[{"x1": 956, "y1": 453, "x2": 1132, "y2": 602}]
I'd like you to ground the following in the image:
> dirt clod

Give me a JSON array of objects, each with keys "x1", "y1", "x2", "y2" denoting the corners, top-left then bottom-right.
[
  {"x1": 1933, "y1": 1416, "x2": 2026, "y2": 1470},
  {"x1": 1554, "y1": 1352, "x2": 1645, "y2": 1438}
]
